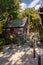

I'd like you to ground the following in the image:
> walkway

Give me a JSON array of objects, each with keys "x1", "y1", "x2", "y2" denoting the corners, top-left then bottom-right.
[{"x1": 0, "y1": 42, "x2": 43, "y2": 65}]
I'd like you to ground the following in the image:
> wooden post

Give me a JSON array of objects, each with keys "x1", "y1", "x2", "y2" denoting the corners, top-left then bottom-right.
[
  {"x1": 38, "y1": 43, "x2": 41, "y2": 65},
  {"x1": 33, "y1": 39, "x2": 36, "y2": 58},
  {"x1": 38, "y1": 54, "x2": 41, "y2": 65}
]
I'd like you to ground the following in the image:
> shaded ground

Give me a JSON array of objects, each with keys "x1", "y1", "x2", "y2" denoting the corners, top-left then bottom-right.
[{"x1": 0, "y1": 41, "x2": 43, "y2": 65}]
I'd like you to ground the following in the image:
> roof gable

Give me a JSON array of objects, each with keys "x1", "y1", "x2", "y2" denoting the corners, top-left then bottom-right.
[
  {"x1": 39, "y1": 4, "x2": 43, "y2": 9},
  {"x1": 4, "y1": 17, "x2": 28, "y2": 28}
]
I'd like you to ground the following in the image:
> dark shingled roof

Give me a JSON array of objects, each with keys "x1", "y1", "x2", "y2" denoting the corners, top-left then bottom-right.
[
  {"x1": 39, "y1": 4, "x2": 43, "y2": 8},
  {"x1": 39, "y1": 4, "x2": 43, "y2": 14},
  {"x1": 4, "y1": 17, "x2": 28, "y2": 28}
]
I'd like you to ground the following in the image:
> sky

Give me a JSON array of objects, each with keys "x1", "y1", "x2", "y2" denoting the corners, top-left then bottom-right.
[{"x1": 20, "y1": 0, "x2": 43, "y2": 11}]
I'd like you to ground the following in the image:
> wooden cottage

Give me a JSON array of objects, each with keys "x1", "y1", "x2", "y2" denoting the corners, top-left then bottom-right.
[
  {"x1": 39, "y1": 4, "x2": 43, "y2": 42},
  {"x1": 39, "y1": 4, "x2": 43, "y2": 25},
  {"x1": 2, "y1": 17, "x2": 30, "y2": 43}
]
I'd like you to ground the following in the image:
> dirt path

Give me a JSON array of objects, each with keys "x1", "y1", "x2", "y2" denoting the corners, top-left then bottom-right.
[{"x1": 0, "y1": 42, "x2": 39, "y2": 65}]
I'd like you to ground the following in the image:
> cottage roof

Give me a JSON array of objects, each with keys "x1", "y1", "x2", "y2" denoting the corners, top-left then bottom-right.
[
  {"x1": 39, "y1": 4, "x2": 43, "y2": 14},
  {"x1": 39, "y1": 4, "x2": 43, "y2": 9},
  {"x1": 4, "y1": 17, "x2": 28, "y2": 28}
]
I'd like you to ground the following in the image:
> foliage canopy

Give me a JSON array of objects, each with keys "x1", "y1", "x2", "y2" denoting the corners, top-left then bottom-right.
[
  {"x1": 0, "y1": 0, "x2": 21, "y2": 32},
  {"x1": 18, "y1": 8, "x2": 41, "y2": 32}
]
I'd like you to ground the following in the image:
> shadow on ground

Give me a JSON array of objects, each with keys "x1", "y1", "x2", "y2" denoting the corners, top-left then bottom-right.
[{"x1": 0, "y1": 41, "x2": 37, "y2": 65}]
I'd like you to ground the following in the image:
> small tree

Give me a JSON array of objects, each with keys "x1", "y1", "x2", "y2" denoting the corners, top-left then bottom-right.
[
  {"x1": 18, "y1": 8, "x2": 41, "y2": 32},
  {"x1": 0, "y1": 0, "x2": 21, "y2": 33}
]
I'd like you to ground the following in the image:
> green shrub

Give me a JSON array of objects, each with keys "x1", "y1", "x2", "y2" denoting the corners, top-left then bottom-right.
[
  {"x1": 13, "y1": 36, "x2": 19, "y2": 44},
  {"x1": 4, "y1": 35, "x2": 19, "y2": 45},
  {"x1": 4, "y1": 36, "x2": 11, "y2": 45},
  {"x1": 0, "y1": 39, "x2": 4, "y2": 46}
]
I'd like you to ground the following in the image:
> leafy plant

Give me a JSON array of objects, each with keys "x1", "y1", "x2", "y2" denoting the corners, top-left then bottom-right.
[
  {"x1": 13, "y1": 36, "x2": 19, "y2": 44},
  {"x1": 0, "y1": 39, "x2": 4, "y2": 46},
  {"x1": 18, "y1": 8, "x2": 42, "y2": 32}
]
